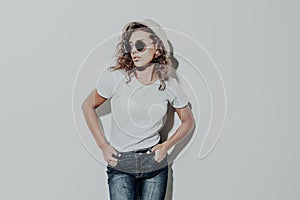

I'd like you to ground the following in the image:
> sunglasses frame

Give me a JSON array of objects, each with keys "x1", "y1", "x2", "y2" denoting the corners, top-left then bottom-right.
[{"x1": 124, "y1": 40, "x2": 155, "y2": 53}]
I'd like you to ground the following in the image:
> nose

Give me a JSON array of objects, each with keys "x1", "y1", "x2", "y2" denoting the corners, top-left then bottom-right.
[
  {"x1": 131, "y1": 46, "x2": 138, "y2": 54},
  {"x1": 131, "y1": 51, "x2": 138, "y2": 58}
]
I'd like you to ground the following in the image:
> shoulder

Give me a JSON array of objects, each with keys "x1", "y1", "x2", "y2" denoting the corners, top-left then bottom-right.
[
  {"x1": 107, "y1": 66, "x2": 125, "y2": 76},
  {"x1": 165, "y1": 76, "x2": 181, "y2": 91},
  {"x1": 96, "y1": 66, "x2": 126, "y2": 99},
  {"x1": 102, "y1": 66, "x2": 125, "y2": 81},
  {"x1": 165, "y1": 76, "x2": 189, "y2": 108}
]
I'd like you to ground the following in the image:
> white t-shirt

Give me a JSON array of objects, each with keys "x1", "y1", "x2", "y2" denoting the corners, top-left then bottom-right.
[{"x1": 96, "y1": 67, "x2": 189, "y2": 152}]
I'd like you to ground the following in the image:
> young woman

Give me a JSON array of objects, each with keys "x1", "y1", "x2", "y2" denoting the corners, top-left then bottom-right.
[{"x1": 82, "y1": 19, "x2": 194, "y2": 200}]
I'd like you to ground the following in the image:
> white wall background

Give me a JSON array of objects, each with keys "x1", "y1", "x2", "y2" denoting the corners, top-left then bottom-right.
[{"x1": 1, "y1": 0, "x2": 299, "y2": 199}]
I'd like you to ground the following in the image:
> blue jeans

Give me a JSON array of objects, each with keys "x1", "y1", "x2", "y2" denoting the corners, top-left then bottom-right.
[{"x1": 106, "y1": 146, "x2": 169, "y2": 200}]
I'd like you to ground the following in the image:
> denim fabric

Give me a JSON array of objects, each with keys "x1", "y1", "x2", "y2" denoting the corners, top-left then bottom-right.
[{"x1": 106, "y1": 147, "x2": 168, "y2": 200}]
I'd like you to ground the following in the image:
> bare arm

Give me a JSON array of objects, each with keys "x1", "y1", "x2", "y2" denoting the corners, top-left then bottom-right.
[
  {"x1": 151, "y1": 105, "x2": 195, "y2": 162},
  {"x1": 81, "y1": 88, "x2": 109, "y2": 148},
  {"x1": 164, "y1": 105, "x2": 195, "y2": 151},
  {"x1": 81, "y1": 89, "x2": 118, "y2": 166}
]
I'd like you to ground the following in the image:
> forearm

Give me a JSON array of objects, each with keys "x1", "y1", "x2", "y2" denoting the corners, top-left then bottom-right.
[
  {"x1": 81, "y1": 104, "x2": 109, "y2": 149},
  {"x1": 163, "y1": 120, "x2": 194, "y2": 151}
]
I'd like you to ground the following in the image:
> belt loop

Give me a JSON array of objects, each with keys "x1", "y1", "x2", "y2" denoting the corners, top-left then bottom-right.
[
  {"x1": 147, "y1": 147, "x2": 151, "y2": 153},
  {"x1": 115, "y1": 148, "x2": 121, "y2": 157}
]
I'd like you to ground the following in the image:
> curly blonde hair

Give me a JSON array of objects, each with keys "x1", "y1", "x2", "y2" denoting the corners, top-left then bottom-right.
[{"x1": 110, "y1": 22, "x2": 170, "y2": 91}]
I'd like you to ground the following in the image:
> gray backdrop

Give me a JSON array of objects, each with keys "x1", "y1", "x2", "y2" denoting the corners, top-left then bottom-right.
[{"x1": 1, "y1": 0, "x2": 299, "y2": 199}]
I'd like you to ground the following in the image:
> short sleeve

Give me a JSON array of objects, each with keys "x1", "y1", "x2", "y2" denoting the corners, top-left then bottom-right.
[
  {"x1": 96, "y1": 67, "x2": 119, "y2": 99},
  {"x1": 169, "y1": 80, "x2": 189, "y2": 108}
]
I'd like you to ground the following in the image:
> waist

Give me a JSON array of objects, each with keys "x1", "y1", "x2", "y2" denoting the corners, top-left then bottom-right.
[
  {"x1": 117, "y1": 140, "x2": 162, "y2": 154},
  {"x1": 121, "y1": 146, "x2": 153, "y2": 154}
]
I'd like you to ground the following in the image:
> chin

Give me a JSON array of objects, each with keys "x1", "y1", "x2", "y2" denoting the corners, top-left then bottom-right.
[
  {"x1": 134, "y1": 62, "x2": 145, "y2": 67},
  {"x1": 134, "y1": 60, "x2": 152, "y2": 67}
]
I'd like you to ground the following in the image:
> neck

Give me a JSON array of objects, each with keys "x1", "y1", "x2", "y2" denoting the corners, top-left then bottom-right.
[
  {"x1": 134, "y1": 63, "x2": 157, "y2": 82},
  {"x1": 134, "y1": 62, "x2": 153, "y2": 71}
]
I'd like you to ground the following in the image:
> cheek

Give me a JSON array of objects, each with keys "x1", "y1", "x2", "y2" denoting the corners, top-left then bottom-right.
[
  {"x1": 144, "y1": 55, "x2": 154, "y2": 63},
  {"x1": 143, "y1": 52, "x2": 155, "y2": 62},
  {"x1": 147, "y1": 53, "x2": 155, "y2": 60}
]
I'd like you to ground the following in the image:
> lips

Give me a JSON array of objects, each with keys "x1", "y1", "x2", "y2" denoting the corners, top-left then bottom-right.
[{"x1": 132, "y1": 56, "x2": 140, "y2": 61}]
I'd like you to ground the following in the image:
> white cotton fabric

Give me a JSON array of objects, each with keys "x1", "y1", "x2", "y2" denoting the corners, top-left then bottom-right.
[{"x1": 96, "y1": 67, "x2": 189, "y2": 152}]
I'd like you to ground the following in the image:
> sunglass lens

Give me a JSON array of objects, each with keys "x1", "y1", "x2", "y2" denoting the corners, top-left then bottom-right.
[{"x1": 135, "y1": 40, "x2": 145, "y2": 52}]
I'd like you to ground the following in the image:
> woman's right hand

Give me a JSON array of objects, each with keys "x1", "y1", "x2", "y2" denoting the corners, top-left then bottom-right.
[{"x1": 100, "y1": 144, "x2": 119, "y2": 167}]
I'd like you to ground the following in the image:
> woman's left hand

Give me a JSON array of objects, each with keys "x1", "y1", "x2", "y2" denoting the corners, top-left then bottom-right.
[{"x1": 151, "y1": 143, "x2": 168, "y2": 162}]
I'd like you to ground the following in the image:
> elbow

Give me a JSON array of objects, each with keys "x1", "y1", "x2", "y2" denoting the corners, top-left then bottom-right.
[
  {"x1": 81, "y1": 101, "x2": 87, "y2": 112},
  {"x1": 190, "y1": 118, "x2": 195, "y2": 131},
  {"x1": 182, "y1": 116, "x2": 195, "y2": 132},
  {"x1": 188, "y1": 119, "x2": 195, "y2": 132},
  {"x1": 182, "y1": 117, "x2": 195, "y2": 132},
  {"x1": 81, "y1": 99, "x2": 87, "y2": 109},
  {"x1": 81, "y1": 99, "x2": 92, "y2": 111}
]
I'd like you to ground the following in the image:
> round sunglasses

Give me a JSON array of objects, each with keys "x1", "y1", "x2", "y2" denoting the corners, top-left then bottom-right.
[{"x1": 124, "y1": 40, "x2": 154, "y2": 53}]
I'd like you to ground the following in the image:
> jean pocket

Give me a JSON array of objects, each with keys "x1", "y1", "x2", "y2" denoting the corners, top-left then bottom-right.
[{"x1": 106, "y1": 165, "x2": 118, "y2": 175}]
